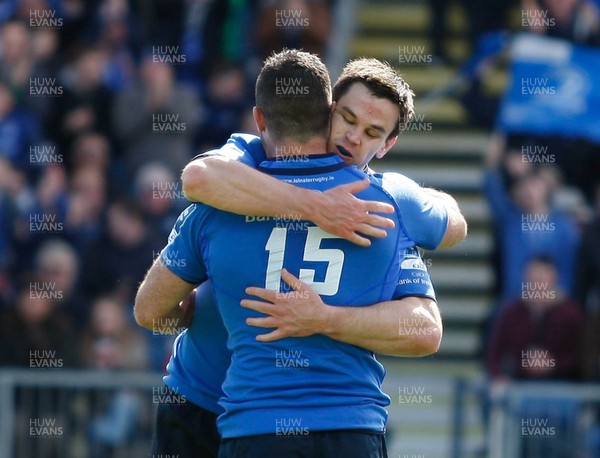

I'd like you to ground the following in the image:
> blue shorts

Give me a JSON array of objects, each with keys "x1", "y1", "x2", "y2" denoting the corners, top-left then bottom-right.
[
  {"x1": 152, "y1": 387, "x2": 220, "y2": 458},
  {"x1": 219, "y1": 430, "x2": 387, "y2": 458}
]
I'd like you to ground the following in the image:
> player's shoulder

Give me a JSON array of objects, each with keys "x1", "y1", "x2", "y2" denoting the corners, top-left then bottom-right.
[
  {"x1": 193, "y1": 133, "x2": 265, "y2": 166},
  {"x1": 380, "y1": 171, "x2": 421, "y2": 192},
  {"x1": 170, "y1": 203, "x2": 212, "y2": 239}
]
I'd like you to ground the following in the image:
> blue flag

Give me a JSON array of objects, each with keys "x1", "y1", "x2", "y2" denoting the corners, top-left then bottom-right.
[{"x1": 497, "y1": 33, "x2": 600, "y2": 145}]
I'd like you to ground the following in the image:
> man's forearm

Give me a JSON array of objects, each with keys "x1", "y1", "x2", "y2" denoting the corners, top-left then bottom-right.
[
  {"x1": 321, "y1": 297, "x2": 442, "y2": 356},
  {"x1": 243, "y1": 270, "x2": 442, "y2": 356},
  {"x1": 182, "y1": 157, "x2": 395, "y2": 246},
  {"x1": 182, "y1": 157, "x2": 321, "y2": 219},
  {"x1": 134, "y1": 259, "x2": 196, "y2": 332}
]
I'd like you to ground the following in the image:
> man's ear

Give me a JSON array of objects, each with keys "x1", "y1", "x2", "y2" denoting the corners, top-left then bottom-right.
[
  {"x1": 375, "y1": 136, "x2": 398, "y2": 159},
  {"x1": 253, "y1": 106, "x2": 266, "y2": 133}
]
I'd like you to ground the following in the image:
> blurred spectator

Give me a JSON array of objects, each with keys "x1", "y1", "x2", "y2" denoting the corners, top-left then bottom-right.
[
  {"x1": 487, "y1": 256, "x2": 584, "y2": 382},
  {"x1": 82, "y1": 199, "x2": 154, "y2": 305},
  {"x1": 69, "y1": 131, "x2": 110, "y2": 173},
  {"x1": 133, "y1": 161, "x2": 183, "y2": 248},
  {"x1": 196, "y1": 60, "x2": 252, "y2": 151},
  {"x1": 111, "y1": 56, "x2": 200, "y2": 178},
  {"x1": 537, "y1": 164, "x2": 592, "y2": 227},
  {"x1": 65, "y1": 166, "x2": 107, "y2": 251},
  {"x1": 81, "y1": 295, "x2": 149, "y2": 457},
  {"x1": 483, "y1": 133, "x2": 581, "y2": 306},
  {"x1": 575, "y1": 184, "x2": 600, "y2": 312},
  {"x1": 52, "y1": 47, "x2": 112, "y2": 153},
  {"x1": 27, "y1": 28, "x2": 63, "y2": 130},
  {"x1": 254, "y1": 0, "x2": 332, "y2": 61},
  {"x1": 0, "y1": 285, "x2": 79, "y2": 367},
  {"x1": 94, "y1": 0, "x2": 140, "y2": 91},
  {"x1": 428, "y1": 0, "x2": 516, "y2": 65},
  {"x1": 0, "y1": 80, "x2": 43, "y2": 172},
  {"x1": 11, "y1": 164, "x2": 69, "y2": 277},
  {"x1": 33, "y1": 238, "x2": 88, "y2": 326},
  {"x1": 485, "y1": 257, "x2": 584, "y2": 458},
  {"x1": 81, "y1": 295, "x2": 148, "y2": 370},
  {"x1": 523, "y1": 0, "x2": 600, "y2": 45},
  {"x1": 0, "y1": 20, "x2": 34, "y2": 99},
  {"x1": 0, "y1": 157, "x2": 33, "y2": 299},
  {"x1": 130, "y1": 0, "x2": 185, "y2": 50}
]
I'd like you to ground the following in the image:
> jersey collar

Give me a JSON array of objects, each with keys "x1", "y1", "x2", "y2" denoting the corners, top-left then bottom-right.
[{"x1": 257, "y1": 153, "x2": 349, "y2": 176}]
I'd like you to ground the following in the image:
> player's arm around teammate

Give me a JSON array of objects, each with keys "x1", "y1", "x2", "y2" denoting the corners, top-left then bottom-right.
[{"x1": 182, "y1": 58, "x2": 467, "y2": 250}]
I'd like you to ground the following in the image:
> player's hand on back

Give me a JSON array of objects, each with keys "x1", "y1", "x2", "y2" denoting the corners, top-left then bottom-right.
[
  {"x1": 312, "y1": 179, "x2": 395, "y2": 247},
  {"x1": 241, "y1": 269, "x2": 332, "y2": 342}
]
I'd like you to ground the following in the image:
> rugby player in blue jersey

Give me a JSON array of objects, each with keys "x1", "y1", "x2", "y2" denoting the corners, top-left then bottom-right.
[{"x1": 135, "y1": 50, "x2": 461, "y2": 457}]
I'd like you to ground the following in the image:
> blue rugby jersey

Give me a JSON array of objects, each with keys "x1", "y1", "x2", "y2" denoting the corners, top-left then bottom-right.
[
  {"x1": 163, "y1": 280, "x2": 228, "y2": 414},
  {"x1": 161, "y1": 153, "x2": 447, "y2": 438}
]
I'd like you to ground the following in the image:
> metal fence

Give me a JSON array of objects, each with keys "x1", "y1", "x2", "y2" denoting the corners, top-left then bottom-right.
[
  {"x1": 452, "y1": 379, "x2": 600, "y2": 458},
  {"x1": 0, "y1": 369, "x2": 163, "y2": 458},
  {"x1": 3, "y1": 369, "x2": 600, "y2": 458}
]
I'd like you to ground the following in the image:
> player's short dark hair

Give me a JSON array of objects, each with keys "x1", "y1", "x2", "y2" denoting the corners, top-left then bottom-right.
[
  {"x1": 333, "y1": 58, "x2": 415, "y2": 139},
  {"x1": 255, "y1": 49, "x2": 331, "y2": 143}
]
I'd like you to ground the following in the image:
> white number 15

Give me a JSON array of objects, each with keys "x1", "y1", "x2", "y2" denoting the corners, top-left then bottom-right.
[{"x1": 264, "y1": 226, "x2": 344, "y2": 296}]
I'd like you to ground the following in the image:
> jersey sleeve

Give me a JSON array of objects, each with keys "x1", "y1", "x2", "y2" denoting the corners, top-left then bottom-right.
[
  {"x1": 160, "y1": 204, "x2": 211, "y2": 284},
  {"x1": 193, "y1": 133, "x2": 265, "y2": 168},
  {"x1": 382, "y1": 172, "x2": 448, "y2": 250},
  {"x1": 392, "y1": 247, "x2": 436, "y2": 301}
]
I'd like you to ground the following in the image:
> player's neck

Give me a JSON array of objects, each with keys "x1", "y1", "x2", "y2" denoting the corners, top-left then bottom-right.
[{"x1": 265, "y1": 136, "x2": 328, "y2": 159}]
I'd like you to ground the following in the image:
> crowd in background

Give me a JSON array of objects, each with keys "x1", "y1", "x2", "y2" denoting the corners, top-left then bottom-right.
[
  {"x1": 0, "y1": 0, "x2": 599, "y2": 384},
  {"x1": 0, "y1": 0, "x2": 336, "y2": 374}
]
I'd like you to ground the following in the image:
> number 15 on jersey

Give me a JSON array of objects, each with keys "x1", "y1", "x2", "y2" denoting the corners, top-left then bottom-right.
[{"x1": 264, "y1": 226, "x2": 345, "y2": 296}]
